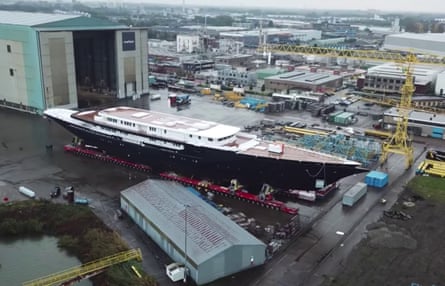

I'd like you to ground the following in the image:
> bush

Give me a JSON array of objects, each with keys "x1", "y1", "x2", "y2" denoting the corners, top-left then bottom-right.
[{"x1": 58, "y1": 235, "x2": 80, "y2": 255}]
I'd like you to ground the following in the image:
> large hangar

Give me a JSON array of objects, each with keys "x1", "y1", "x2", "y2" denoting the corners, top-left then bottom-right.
[
  {"x1": 0, "y1": 11, "x2": 149, "y2": 113},
  {"x1": 383, "y1": 33, "x2": 445, "y2": 57},
  {"x1": 120, "y1": 179, "x2": 267, "y2": 285}
]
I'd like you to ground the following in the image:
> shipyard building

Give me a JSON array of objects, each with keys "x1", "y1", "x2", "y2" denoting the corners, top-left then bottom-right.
[
  {"x1": 383, "y1": 107, "x2": 445, "y2": 138},
  {"x1": 120, "y1": 180, "x2": 266, "y2": 285},
  {"x1": 383, "y1": 33, "x2": 445, "y2": 57},
  {"x1": 264, "y1": 69, "x2": 343, "y2": 92},
  {"x1": 360, "y1": 63, "x2": 444, "y2": 95},
  {"x1": 0, "y1": 11, "x2": 148, "y2": 114}
]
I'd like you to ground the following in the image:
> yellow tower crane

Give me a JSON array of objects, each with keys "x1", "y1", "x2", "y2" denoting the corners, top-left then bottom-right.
[
  {"x1": 22, "y1": 248, "x2": 143, "y2": 286},
  {"x1": 262, "y1": 45, "x2": 445, "y2": 169}
]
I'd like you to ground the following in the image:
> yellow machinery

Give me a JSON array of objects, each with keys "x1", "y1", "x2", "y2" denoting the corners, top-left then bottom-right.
[
  {"x1": 200, "y1": 88, "x2": 212, "y2": 95},
  {"x1": 364, "y1": 129, "x2": 392, "y2": 139},
  {"x1": 223, "y1": 91, "x2": 244, "y2": 101},
  {"x1": 22, "y1": 248, "x2": 143, "y2": 286},
  {"x1": 283, "y1": 126, "x2": 331, "y2": 136},
  {"x1": 254, "y1": 102, "x2": 269, "y2": 112},
  {"x1": 263, "y1": 45, "x2": 445, "y2": 169}
]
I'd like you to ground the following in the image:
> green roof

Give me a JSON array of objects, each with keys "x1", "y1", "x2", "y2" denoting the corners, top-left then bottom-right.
[{"x1": 33, "y1": 16, "x2": 127, "y2": 31}]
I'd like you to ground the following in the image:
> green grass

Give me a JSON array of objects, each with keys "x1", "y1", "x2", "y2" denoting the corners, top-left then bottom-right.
[{"x1": 408, "y1": 175, "x2": 445, "y2": 204}]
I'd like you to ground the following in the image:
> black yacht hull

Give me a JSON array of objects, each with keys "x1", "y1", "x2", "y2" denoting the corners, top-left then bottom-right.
[{"x1": 51, "y1": 117, "x2": 366, "y2": 192}]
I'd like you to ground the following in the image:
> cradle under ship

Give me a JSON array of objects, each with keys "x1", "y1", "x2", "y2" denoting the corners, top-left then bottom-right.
[{"x1": 44, "y1": 106, "x2": 367, "y2": 192}]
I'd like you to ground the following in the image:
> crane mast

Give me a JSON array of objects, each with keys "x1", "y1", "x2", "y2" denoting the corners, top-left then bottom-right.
[{"x1": 380, "y1": 54, "x2": 416, "y2": 169}]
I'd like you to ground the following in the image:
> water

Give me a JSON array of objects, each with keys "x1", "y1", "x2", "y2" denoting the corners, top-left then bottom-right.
[{"x1": 0, "y1": 236, "x2": 92, "y2": 286}]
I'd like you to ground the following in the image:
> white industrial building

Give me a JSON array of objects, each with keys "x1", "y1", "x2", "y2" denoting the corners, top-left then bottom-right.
[
  {"x1": 436, "y1": 71, "x2": 445, "y2": 96},
  {"x1": 363, "y1": 63, "x2": 444, "y2": 95},
  {"x1": 384, "y1": 107, "x2": 445, "y2": 138},
  {"x1": 220, "y1": 28, "x2": 321, "y2": 47},
  {"x1": 120, "y1": 180, "x2": 266, "y2": 285},
  {"x1": 176, "y1": 34, "x2": 201, "y2": 53},
  {"x1": 218, "y1": 38, "x2": 244, "y2": 54},
  {"x1": 383, "y1": 33, "x2": 445, "y2": 56}
]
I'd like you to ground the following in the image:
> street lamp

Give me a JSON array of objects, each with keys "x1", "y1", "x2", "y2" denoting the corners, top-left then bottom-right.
[{"x1": 183, "y1": 204, "x2": 191, "y2": 283}]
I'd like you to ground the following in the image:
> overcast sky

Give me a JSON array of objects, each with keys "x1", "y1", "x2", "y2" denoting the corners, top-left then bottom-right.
[{"x1": 102, "y1": 0, "x2": 445, "y2": 13}]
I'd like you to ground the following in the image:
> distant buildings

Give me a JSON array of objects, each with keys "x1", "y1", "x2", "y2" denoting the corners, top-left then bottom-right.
[
  {"x1": 220, "y1": 28, "x2": 321, "y2": 48},
  {"x1": 215, "y1": 54, "x2": 253, "y2": 68},
  {"x1": 177, "y1": 34, "x2": 201, "y2": 53},
  {"x1": 313, "y1": 23, "x2": 359, "y2": 39},
  {"x1": 217, "y1": 68, "x2": 257, "y2": 87}
]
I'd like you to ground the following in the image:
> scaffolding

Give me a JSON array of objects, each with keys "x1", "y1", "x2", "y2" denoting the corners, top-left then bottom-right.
[{"x1": 295, "y1": 134, "x2": 381, "y2": 167}]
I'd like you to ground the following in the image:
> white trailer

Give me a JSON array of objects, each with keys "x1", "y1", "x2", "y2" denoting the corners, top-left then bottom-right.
[
  {"x1": 18, "y1": 186, "x2": 36, "y2": 199},
  {"x1": 166, "y1": 262, "x2": 186, "y2": 282}
]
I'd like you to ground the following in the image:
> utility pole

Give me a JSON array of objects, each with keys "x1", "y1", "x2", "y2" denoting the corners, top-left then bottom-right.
[{"x1": 183, "y1": 204, "x2": 190, "y2": 283}]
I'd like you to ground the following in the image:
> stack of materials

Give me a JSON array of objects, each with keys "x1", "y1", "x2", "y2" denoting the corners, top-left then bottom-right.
[{"x1": 365, "y1": 171, "x2": 389, "y2": 188}]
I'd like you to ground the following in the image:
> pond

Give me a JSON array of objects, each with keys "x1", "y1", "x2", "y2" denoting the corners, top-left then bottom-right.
[{"x1": 0, "y1": 236, "x2": 92, "y2": 286}]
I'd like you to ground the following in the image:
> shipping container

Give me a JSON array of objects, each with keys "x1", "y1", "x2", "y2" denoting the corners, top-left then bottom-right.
[
  {"x1": 342, "y1": 182, "x2": 367, "y2": 207},
  {"x1": 74, "y1": 198, "x2": 89, "y2": 205},
  {"x1": 365, "y1": 171, "x2": 388, "y2": 188},
  {"x1": 18, "y1": 186, "x2": 36, "y2": 199}
]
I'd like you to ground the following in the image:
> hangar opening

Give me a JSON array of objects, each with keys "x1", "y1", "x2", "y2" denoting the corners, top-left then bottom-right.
[{"x1": 73, "y1": 30, "x2": 117, "y2": 108}]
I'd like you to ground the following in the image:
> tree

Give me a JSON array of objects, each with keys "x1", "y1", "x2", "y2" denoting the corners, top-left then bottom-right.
[{"x1": 261, "y1": 84, "x2": 266, "y2": 92}]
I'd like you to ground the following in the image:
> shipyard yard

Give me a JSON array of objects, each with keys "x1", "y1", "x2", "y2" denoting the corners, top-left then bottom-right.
[{"x1": 0, "y1": 89, "x2": 442, "y2": 286}]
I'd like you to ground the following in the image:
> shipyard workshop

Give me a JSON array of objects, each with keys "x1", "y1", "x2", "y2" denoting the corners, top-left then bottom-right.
[
  {"x1": 0, "y1": 10, "x2": 149, "y2": 113},
  {"x1": 120, "y1": 179, "x2": 267, "y2": 285}
]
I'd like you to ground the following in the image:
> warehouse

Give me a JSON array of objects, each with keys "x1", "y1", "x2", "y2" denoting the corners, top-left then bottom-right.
[
  {"x1": 0, "y1": 11, "x2": 148, "y2": 113},
  {"x1": 120, "y1": 179, "x2": 267, "y2": 285},
  {"x1": 264, "y1": 69, "x2": 343, "y2": 92},
  {"x1": 361, "y1": 63, "x2": 444, "y2": 95},
  {"x1": 383, "y1": 33, "x2": 445, "y2": 56},
  {"x1": 383, "y1": 107, "x2": 445, "y2": 138}
]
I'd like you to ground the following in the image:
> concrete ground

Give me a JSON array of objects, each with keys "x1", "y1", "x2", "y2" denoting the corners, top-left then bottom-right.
[{"x1": 0, "y1": 90, "x2": 432, "y2": 286}]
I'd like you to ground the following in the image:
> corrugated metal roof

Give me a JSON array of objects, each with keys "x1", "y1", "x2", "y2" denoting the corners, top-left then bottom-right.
[
  {"x1": 0, "y1": 11, "x2": 80, "y2": 26},
  {"x1": 386, "y1": 33, "x2": 445, "y2": 42},
  {"x1": 0, "y1": 11, "x2": 126, "y2": 30},
  {"x1": 385, "y1": 107, "x2": 445, "y2": 123},
  {"x1": 266, "y1": 69, "x2": 341, "y2": 84},
  {"x1": 121, "y1": 179, "x2": 264, "y2": 265},
  {"x1": 33, "y1": 16, "x2": 127, "y2": 30}
]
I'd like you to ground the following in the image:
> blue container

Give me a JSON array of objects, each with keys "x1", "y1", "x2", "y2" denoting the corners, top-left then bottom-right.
[
  {"x1": 74, "y1": 198, "x2": 89, "y2": 205},
  {"x1": 432, "y1": 127, "x2": 443, "y2": 134},
  {"x1": 365, "y1": 171, "x2": 388, "y2": 188}
]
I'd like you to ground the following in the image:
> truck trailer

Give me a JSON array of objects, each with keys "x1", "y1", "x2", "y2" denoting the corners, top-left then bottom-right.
[{"x1": 342, "y1": 182, "x2": 367, "y2": 207}]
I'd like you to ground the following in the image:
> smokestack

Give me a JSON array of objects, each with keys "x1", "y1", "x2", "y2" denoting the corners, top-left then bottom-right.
[{"x1": 182, "y1": 0, "x2": 185, "y2": 14}]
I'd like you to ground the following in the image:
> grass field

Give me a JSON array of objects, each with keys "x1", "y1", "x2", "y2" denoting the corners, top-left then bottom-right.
[{"x1": 407, "y1": 175, "x2": 445, "y2": 204}]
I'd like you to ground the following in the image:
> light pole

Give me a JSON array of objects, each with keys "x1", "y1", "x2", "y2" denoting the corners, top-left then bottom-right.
[{"x1": 183, "y1": 204, "x2": 190, "y2": 283}]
